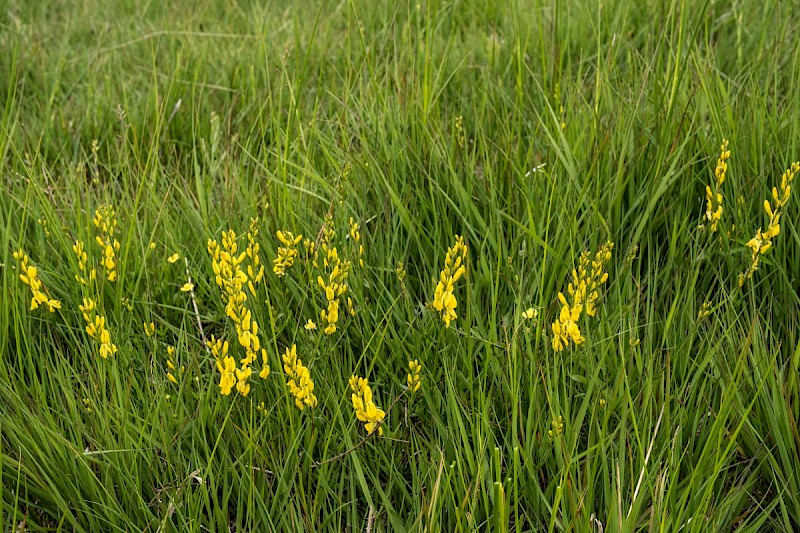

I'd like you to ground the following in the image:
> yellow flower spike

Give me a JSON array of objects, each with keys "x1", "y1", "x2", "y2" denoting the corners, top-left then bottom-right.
[
  {"x1": 167, "y1": 253, "x2": 180, "y2": 263},
  {"x1": 282, "y1": 345, "x2": 317, "y2": 410},
  {"x1": 13, "y1": 251, "x2": 61, "y2": 313},
  {"x1": 216, "y1": 356, "x2": 236, "y2": 395},
  {"x1": 259, "y1": 350, "x2": 270, "y2": 379},
  {"x1": 349, "y1": 374, "x2": 385, "y2": 435},
  {"x1": 273, "y1": 230, "x2": 302, "y2": 276},
  {"x1": 431, "y1": 236, "x2": 468, "y2": 328},
  {"x1": 740, "y1": 161, "x2": 799, "y2": 284},
  {"x1": 407, "y1": 359, "x2": 422, "y2": 393},
  {"x1": 552, "y1": 243, "x2": 612, "y2": 351},
  {"x1": 235, "y1": 366, "x2": 252, "y2": 396},
  {"x1": 93, "y1": 204, "x2": 121, "y2": 282}
]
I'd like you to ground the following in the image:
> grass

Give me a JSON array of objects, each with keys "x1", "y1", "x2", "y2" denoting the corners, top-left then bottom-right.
[{"x1": 2, "y1": 0, "x2": 800, "y2": 530}]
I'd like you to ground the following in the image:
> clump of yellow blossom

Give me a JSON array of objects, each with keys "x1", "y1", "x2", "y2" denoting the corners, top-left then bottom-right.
[
  {"x1": 697, "y1": 300, "x2": 712, "y2": 320},
  {"x1": 305, "y1": 319, "x2": 317, "y2": 331},
  {"x1": 72, "y1": 240, "x2": 96, "y2": 286},
  {"x1": 207, "y1": 229, "x2": 270, "y2": 396},
  {"x1": 13, "y1": 250, "x2": 61, "y2": 312},
  {"x1": 547, "y1": 416, "x2": 564, "y2": 441},
  {"x1": 79, "y1": 298, "x2": 117, "y2": 359},
  {"x1": 522, "y1": 307, "x2": 538, "y2": 320},
  {"x1": 282, "y1": 344, "x2": 318, "y2": 410},
  {"x1": 273, "y1": 230, "x2": 302, "y2": 277},
  {"x1": 93, "y1": 204, "x2": 121, "y2": 282},
  {"x1": 407, "y1": 360, "x2": 422, "y2": 393},
  {"x1": 705, "y1": 140, "x2": 730, "y2": 233},
  {"x1": 317, "y1": 244, "x2": 351, "y2": 335},
  {"x1": 165, "y1": 345, "x2": 178, "y2": 384},
  {"x1": 432, "y1": 235, "x2": 468, "y2": 327},
  {"x1": 245, "y1": 217, "x2": 265, "y2": 294},
  {"x1": 208, "y1": 336, "x2": 236, "y2": 395},
  {"x1": 350, "y1": 375, "x2": 386, "y2": 435},
  {"x1": 551, "y1": 241, "x2": 613, "y2": 351},
  {"x1": 739, "y1": 162, "x2": 799, "y2": 285},
  {"x1": 143, "y1": 321, "x2": 155, "y2": 337},
  {"x1": 348, "y1": 217, "x2": 365, "y2": 268},
  {"x1": 167, "y1": 253, "x2": 180, "y2": 264},
  {"x1": 303, "y1": 238, "x2": 318, "y2": 267},
  {"x1": 37, "y1": 217, "x2": 50, "y2": 238}
]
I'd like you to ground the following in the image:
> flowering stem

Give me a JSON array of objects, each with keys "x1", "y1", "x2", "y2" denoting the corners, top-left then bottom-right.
[{"x1": 311, "y1": 387, "x2": 409, "y2": 468}]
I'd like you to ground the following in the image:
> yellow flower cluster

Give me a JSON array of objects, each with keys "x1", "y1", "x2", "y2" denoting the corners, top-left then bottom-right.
[
  {"x1": 143, "y1": 321, "x2": 155, "y2": 337},
  {"x1": 282, "y1": 344, "x2": 317, "y2": 410},
  {"x1": 79, "y1": 298, "x2": 117, "y2": 358},
  {"x1": 72, "y1": 240, "x2": 96, "y2": 286},
  {"x1": 432, "y1": 235, "x2": 468, "y2": 327},
  {"x1": 739, "y1": 162, "x2": 799, "y2": 285},
  {"x1": 209, "y1": 336, "x2": 236, "y2": 395},
  {"x1": 705, "y1": 140, "x2": 730, "y2": 233},
  {"x1": 93, "y1": 205, "x2": 121, "y2": 282},
  {"x1": 317, "y1": 245, "x2": 351, "y2": 335},
  {"x1": 13, "y1": 250, "x2": 61, "y2": 312},
  {"x1": 273, "y1": 230, "x2": 302, "y2": 277},
  {"x1": 407, "y1": 359, "x2": 422, "y2": 393},
  {"x1": 208, "y1": 230, "x2": 270, "y2": 396},
  {"x1": 246, "y1": 217, "x2": 265, "y2": 294},
  {"x1": 551, "y1": 242, "x2": 613, "y2": 351},
  {"x1": 348, "y1": 217, "x2": 364, "y2": 268},
  {"x1": 303, "y1": 237, "x2": 318, "y2": 267},
  {"x1": 349, "y1": 375, "x2": 386, "y2": 435},
  {"x1": 166, "y1": 345, "x2": 178, "y2": 384},
  {"x1": 547, "y1": 416, "x2": 564, "y2": 441}
]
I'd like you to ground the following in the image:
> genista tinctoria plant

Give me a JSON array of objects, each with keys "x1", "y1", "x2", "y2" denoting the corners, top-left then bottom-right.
[
  {"x1": 207, "y1": 229, "x2": 270, "y2": 396},
  {"x1": 739, "y1": 162, "x2": 799, "y2": 285},
  {"x1": 431, "y1": 235, "x2": 468, "y2": 328},
  {"x1": 551, "y1": 242, "x2": 613, "y2": 352}
]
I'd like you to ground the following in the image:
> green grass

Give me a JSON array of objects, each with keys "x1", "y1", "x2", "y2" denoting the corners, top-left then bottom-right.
[{"x1": 2, "y1": 0, "x2": 800, "y2": 530}]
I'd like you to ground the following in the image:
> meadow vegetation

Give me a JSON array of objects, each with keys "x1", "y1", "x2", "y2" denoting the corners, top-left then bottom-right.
[{"x1": 2, "y1": 0, "x2": 800, "y2": 530}]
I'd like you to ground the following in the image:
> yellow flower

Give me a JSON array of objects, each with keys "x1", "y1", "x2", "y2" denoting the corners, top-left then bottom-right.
[
  {"x1": 349, "y1": 375, "x2": 386, "y2": 435},
  {"x1": 282, "y1": 344, "x2": 317, "y2": 410},
  {"x1": 259, "y1": 349, "x2": 270, "y2": 379},
  {"x1": 167, "y1": 373, "x2": 178, "y2": 384},
  {"x1": 407, "y1": 359, "x2": 422, "y2": 393},
  {"x1": 180, "y1": 282, "x2": 194, "y2": 292},
  {"x1": 431, "y1": 236, "x2": 468, "y2": 328},
  {"x1": 167, "y1": 253, "x2": 180, "y2": 263},
  {"x1": 14, "y1": 251, "x2": 61, "y2": 313},
  {"x1": 704, "y1": 140, "x2": 730, "y2": 233},
  {"x1": 740, "y1": 161, "x2": 799, "y2": 285},
  {"x1": 235, "y1": 366, "x2": 252, "y2": 396},
  {"x1": 246, "y1": 217, "x2": 265, "y2": 294},
  {"x1": 143, "y1": 322, "x2": 155, "y2": 337},
  {"x1": 78, "y1": 298, "x2": 116, "y2": 359},
  {"x1": 551, "y1": 294, "x2": 584, "y2": 352},
  {"x1": 216, "y1": 355, "x2": 236, "y2": 395},
  {"x1": 273, "y1": 230, "x2": 303, "y2": 276},
  {"x1": 522, "y1": 307, "x2": 538, "y2": 320},
  {"x1": 304, "y1": 319, "x2": 317, "y2": 330},
  {"x1": 93, "y1": 204, "x2": 121, "y2": 282}
]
